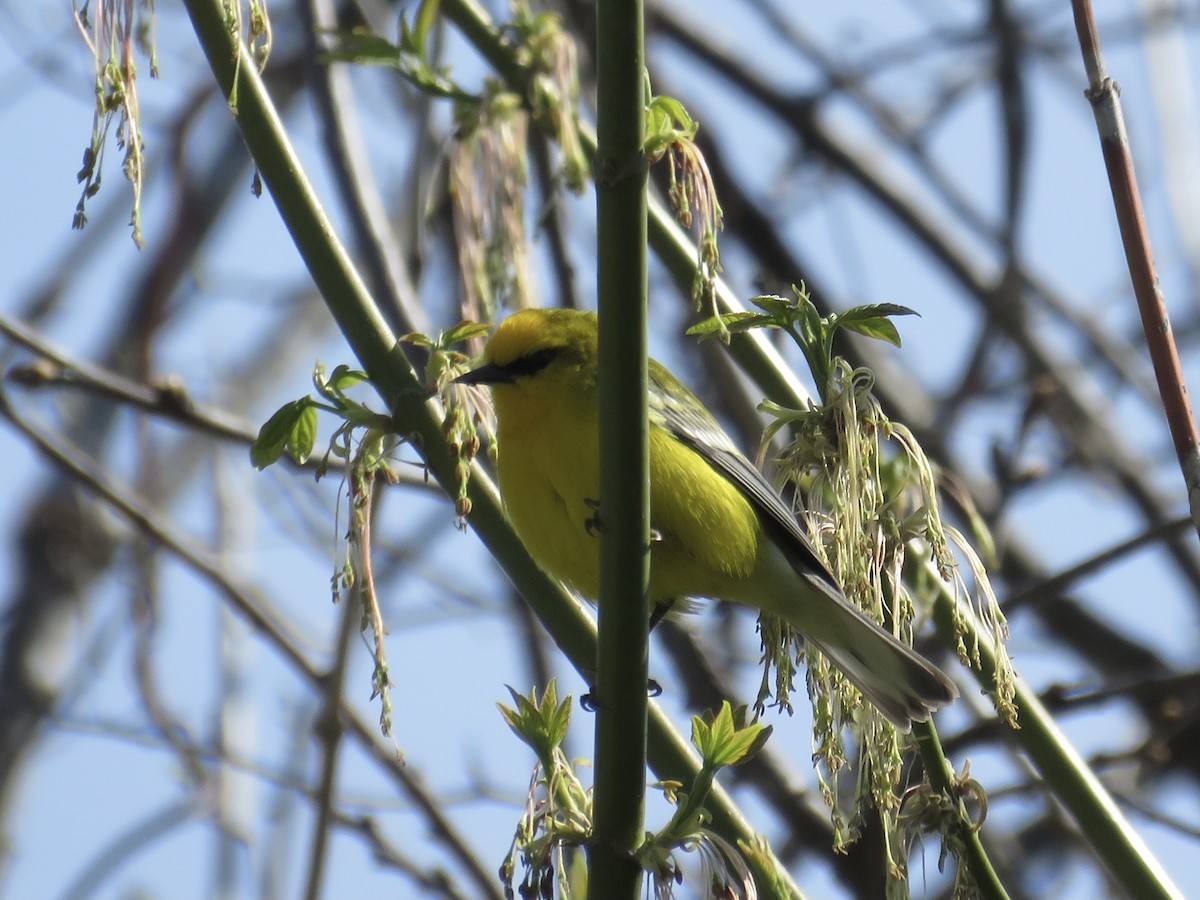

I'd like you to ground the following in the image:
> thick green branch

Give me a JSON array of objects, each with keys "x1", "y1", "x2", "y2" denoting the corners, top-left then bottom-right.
[
  {"x1": 590, "y1": 1, "x2": 651, "y2": 899},
  {"x1": 931, "y1": 595, "x2": 1183, "y2": 899}
]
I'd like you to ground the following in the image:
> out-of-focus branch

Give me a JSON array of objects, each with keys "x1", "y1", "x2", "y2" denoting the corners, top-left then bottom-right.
[
  {"x1": 301, "y1": 562, "x2": 359, "y2": 900},
  {"x1": 0, "y1": 387, "x2": 505, "y2": 899},
  {"x1": 0, "y1": 61, "x2": 275, "y2": 852},
  {"x1": 0, "y1": 310, "x2": 433, "y2": 490},
  {"x1": 58, "y1": 800, "x2": 197, "y2": 900},
  {"x1": 54, "y1": 711, "x2": 475, "y2": 897},
  {"x1": 654, "y1": 4, "x2": 1163, "y2": 408},
  {"x1": 1004, "y1": 515, "x2": 1191, "y2": 613},
  {"x1": 1, "y1": 312, "x2": 259, "y2": 444},
  {"x1": 529, "y1": 132, "x2": 583, "y2": 311},
  {"x1": 333, "y1": 812, "x2": 472, "y2": 898}
]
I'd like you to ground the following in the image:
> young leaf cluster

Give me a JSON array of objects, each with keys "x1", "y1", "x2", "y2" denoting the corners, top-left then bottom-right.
[
  {"x1": 497, "y1": 690, "x2": 773, "y2": 899},
  {"x1": 320, "y1": 0, "x2": 475, "y2": 101},
  {"x1": 689, "y1": 287, "x2": 917, "y2": 399},
  {"x1": 638, "y1": 703, "x2": 769, "y2": 898},
  {"x1": 645, "y1": 89, "x2": 723, "y2": 310},
  {"x1": 497, "y1": 682, "x2": 591, "y2": 900},
  {"x1": 250, "y1": 363, "x2": 388, "y2": 473},
  {"x1": 251, "y1": 363, "x2": 398, "y2": 736},
  {"x1": 405, "y1": 320, "x2": 493, "y2": 522}
]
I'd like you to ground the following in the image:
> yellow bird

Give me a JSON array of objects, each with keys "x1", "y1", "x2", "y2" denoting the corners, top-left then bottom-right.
[{"x1": 457, "y1": 308, "x2": 956, "y2": 729}]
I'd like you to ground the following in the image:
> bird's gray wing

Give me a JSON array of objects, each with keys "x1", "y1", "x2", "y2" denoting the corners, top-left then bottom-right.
[{"x1": 648, "y1": 360, "x2": 840, "y2": 590}]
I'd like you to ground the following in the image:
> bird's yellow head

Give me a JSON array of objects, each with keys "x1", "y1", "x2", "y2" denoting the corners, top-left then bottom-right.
[{"x1": 456, "y1": 308, "x2": 599, "y2": 394}]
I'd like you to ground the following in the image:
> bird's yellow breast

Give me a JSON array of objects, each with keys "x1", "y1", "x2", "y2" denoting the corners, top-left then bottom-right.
[{"x1": 492, "y1": 379, "x2": 765, "y2": 604}]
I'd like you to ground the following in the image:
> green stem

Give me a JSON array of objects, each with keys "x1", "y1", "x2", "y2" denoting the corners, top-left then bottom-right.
[
  {"x1": 911, "y1": 721, "x2": 1008, "y2": 900},
  {"x1": 590, "y1": 1, "x2": 650, "y2": 898},
  {"x1": 931, "y1": 596, "x2": 1183, "y2": 900},
  {"x1": 179, "y1": 0, "x2": 601, "y2": 745}
]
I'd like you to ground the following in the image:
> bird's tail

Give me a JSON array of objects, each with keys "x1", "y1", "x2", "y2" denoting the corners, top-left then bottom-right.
[
  {"x1": 807, "y1": 624, "x2": 957, "y2": 731},
  {"x1": 769, "y1": 570, "x2": 958, "y2": 731},
  {"x1": 787, "y1": 578, "x2": 955, "y2": 734},
  {"x1": 735, "y1": 540, "x2": 959, "y2": 729}
]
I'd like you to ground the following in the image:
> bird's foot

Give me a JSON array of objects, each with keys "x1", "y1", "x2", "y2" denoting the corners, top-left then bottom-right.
[
  {"x1": 583, "y1": 498, "x2": 603, "y2": 537},
  {"x1": 580, "y1": 679, "x2": 663, "y2": 711}
]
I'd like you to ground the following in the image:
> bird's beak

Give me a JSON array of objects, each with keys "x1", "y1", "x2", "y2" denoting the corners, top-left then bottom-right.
[{"x1": 453, "y1": 362, "x2": 513, "y2": 386}]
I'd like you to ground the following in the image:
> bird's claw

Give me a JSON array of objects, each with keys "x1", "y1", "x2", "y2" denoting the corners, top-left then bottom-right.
[
  {"x1": 583, "y1": 499, "x2": 663, "y2": 545},
  {"x1": 583, "y1": 498, "x2": 603, "y2": 538},
  {"x1": 649, "y1": 598, "x2": 676, "y2": 632}
]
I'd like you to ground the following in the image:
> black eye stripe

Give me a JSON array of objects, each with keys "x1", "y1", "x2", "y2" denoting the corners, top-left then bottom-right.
[{"x1": 505, "y1": 346, "x2": 560, "y2": 378}]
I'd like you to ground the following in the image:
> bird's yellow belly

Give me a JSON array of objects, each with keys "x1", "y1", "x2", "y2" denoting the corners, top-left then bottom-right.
[
  {"x1": 497, "y1": 419, "x2": 604, "y2": 597},
  {"x1": 495, "y1": 403, "x2": 764, "y2": 605}
]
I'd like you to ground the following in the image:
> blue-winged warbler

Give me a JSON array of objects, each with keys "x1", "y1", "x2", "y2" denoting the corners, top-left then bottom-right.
[{"x1": 456, "y1": 308, "x2": 956, "y2": 729}]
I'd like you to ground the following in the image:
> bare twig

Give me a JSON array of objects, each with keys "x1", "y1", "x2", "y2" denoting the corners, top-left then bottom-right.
[
  {"x1": 0, "y1": 311, "x2": 434, "y2": 489},
  {"x1": 334, "y1": 813, "x2": 473, "y2": 899},
  {"x1": 52, "y1": 712, "x2": 476, "y2": 897},
  {"x1": 1071, "y1": 0, "x2": 1200, "y2": 540},
  {"x1": 0, "y1": 311, "x2": 267, "y2": 445}
]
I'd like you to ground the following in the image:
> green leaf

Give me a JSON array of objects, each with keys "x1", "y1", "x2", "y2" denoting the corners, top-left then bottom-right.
[
  {"x1": 837, "y1": 315, "x2": 903, "y2": 347},
  {"x1": 691, "y1": 701, "x2": 771, "y2": 768},
  {"x1": 441, "y1": 320, "x2": 492, "y2": 345},
  {"x1": 647, "y1": 95, "x2": 696, "y2": 135},
  {"x1": 748, "y1": 294, "x2": 793, "y2": 318},
  {"x1": 644, "y1": 95, "x2": 699, "y2": 158},
  {"x1": 412, "y1": 0, "x2": 442, "y2": 52},
  {"x1": 320, "y1": 28, "x2": 403, "y2": 67},
  {"x1": 497, "y1": 681, "x2": 571, "y2": 763},
  {"x1": 251, "y1": 399, "x2": 309, "y2": 469},
  {"x1": 288, "y1": 403, "x2": 319, "y2": 464},
  {"x1": 645, "y1": 103, "x2": 669, "y2": 134},
  {"x1": 834, "y1": 302, "x2": 918, "y2": 346},
  {"x1": 398, "y1": 331, "x2": 434, "y2": 348},
  {"x1": 837, "y1": 302, "x2": 919, "y2": 323},
  {"x1": 329, "y1": 365, "x2": 369, "y2": 393},
  {"x1": 687, "y1": 312, "x2": 775, "y2": 339}
]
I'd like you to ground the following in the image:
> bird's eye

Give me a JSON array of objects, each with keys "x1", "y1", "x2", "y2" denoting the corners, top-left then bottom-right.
[{"x1": 506, "y1": 346, "x2": 560, "y2": 378}]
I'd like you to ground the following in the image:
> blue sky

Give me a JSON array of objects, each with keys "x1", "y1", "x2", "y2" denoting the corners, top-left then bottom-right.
[{"x1": 1, "y1": 1, "x2": 1198, "y2": 897}]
